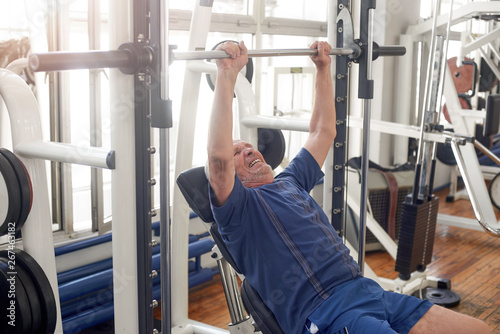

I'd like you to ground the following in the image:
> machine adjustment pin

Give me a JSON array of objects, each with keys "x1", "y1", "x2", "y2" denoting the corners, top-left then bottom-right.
[
  {"x1": 151, "y1": 270, "x2": 158, "y2": 278},
  {"x1": 149, "y1": 178, "x2": 157, "y2": 186},
  {"x1": 151, "y1": 300, "x2": 158, "y2": 308}
]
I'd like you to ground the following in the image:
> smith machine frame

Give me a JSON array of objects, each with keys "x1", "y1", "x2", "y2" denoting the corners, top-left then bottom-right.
[{"x1": 28, "y1": 0, "x2": 405, "y2": 333}]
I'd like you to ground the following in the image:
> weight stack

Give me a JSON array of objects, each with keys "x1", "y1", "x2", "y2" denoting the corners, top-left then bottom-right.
[{"x1": 395, "y1": 195, "x2": 439, "y2": 280}]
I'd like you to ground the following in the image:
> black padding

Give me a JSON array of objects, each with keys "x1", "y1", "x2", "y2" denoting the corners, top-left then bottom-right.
[
  {"x1": 176, "y1": 167, "x2": 242, "y2": 273},
  {"x1": 176, "y1": 166, "x2": 214, "y2": 223},
  {"x1": 484, "y1": 94, "x2": 500, "y2": 137},
  {"x1": 241, "y1": 279, "x2": 284, "y2": 334},
  {"x1": 209, "y1": 223, "x2": 241, "y2": 273},
  {"x1": 258, "y1": 128, "x2": 286, "y2": 170}
]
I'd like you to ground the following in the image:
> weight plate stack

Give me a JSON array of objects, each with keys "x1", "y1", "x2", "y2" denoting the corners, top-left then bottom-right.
[
  {"x1": 0, "y1": 259, "x2": 32, "y2": 333},
  {"x1": 0, "y1": 154, "x2": 22, "y2": 236},
  {"x1": 0, "y1": 149, "x2": 33, "y2": 235},
  {"x1": 0, "y1": 249, "x2": 57, "y2": 334}
]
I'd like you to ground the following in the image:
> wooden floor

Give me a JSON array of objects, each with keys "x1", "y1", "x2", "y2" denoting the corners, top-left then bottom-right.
[{"x1": 163, "y1": 187, "x2": 500, "y2": 333}]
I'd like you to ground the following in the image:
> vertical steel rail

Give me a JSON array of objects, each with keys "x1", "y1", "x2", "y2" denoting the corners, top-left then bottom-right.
[
  {"x1": 428, "y1": 0, "x2": 454, "y2": 199},
  {"x1": 159, "y1": 0, "x2": 173, "y2": 333},
  {"x1": 134, "y1": 0, "x2": 154, "y2": 332},
  {"x1": 413, "y1": 0, "x2": 441, "y2": 204},
  {"x1": 357, "y1": 0, "x2": 376, "y2": 273},
  {"x1": 332, "y1": 0, "x2": 351, "y2": 235}
]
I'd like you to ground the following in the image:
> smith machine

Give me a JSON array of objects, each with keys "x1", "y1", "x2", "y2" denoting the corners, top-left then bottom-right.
[{"x1": 21, "y1": 0, "x2": 468, "y2": 333}]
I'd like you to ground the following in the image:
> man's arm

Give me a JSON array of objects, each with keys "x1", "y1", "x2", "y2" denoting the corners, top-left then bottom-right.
[
  {"x1": 303, "y1": 41, "x2": 337, "y2": 168},
  {"x1": 207, "y1": 41, "x2": 248, "y2": 206}
]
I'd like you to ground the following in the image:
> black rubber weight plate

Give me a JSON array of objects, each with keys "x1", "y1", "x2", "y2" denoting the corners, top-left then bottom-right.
[
  {"x1": 0, "y1": 154, "x2": 22, "y2": 236},
  {"x1": 0, "y1": 257, "x2": 42, "y2": 333},
  {"x1": 488, "y1": 173, "x2": 500, "y2": 210},
  {"x1": 0, "y1": 149, "x2": 32, "y2": 233},
  {"x1": 0, "y1": 259, "x2": 32, "y2": 333},
  {"x1": 0, "y1": 249, "x2": 57, "y2": 333},
  {"x1": 417, "y1": 287, "x2": 461, "y2": 308}
]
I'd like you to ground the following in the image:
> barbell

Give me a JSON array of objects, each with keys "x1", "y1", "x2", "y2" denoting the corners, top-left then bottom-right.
[{"x1": 28, "y1": 42, "x2": 405, "y2": 73}]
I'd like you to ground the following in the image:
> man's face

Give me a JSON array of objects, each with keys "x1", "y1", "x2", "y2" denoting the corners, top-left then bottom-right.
[{"x1": 233, "y1": 140, "x2": 274, "y2": 188}]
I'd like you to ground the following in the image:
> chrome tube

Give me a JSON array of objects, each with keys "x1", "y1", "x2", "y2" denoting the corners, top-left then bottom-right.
[
  {"x1": 358, "y1": 7, "x2": 375, "y2": 274},
  {"x1": 160, "y1": 0, "x2": 172, "y2": 333},
  {"x1": 450, "y1": 140, "x2": 500, "y2": 236},
  {"x1": 474, "y1": 139, "x2": 500, "y2": 167},
  {"x1": 173, "y1": 48, "x2": 353, "y2": 61},
  {"x1": 217, "y1": 258, "x2": 247, "y2": 323}
]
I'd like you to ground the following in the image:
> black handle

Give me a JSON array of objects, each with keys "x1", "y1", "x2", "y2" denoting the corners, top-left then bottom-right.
[
  {"x1": 376, "y1": 44, "x2": 406, "y2": 58},
  {"x1": 459, "y1": 60, "x2": 478, "y2": 98}
]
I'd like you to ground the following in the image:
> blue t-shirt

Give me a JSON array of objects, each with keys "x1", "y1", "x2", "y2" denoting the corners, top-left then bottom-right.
[{"x1": 210, "y1": 148, "x2": 361, "y2": 334}]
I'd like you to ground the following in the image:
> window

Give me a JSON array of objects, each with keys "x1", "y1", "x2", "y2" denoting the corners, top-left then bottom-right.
[{"x1": 265, "y1": 0, "x2": 327, "y2": 21}]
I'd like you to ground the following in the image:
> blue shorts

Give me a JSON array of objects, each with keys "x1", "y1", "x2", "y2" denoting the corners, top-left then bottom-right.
[{"x1": 302, "y1": 277, "x2": 434, "y2": 334}]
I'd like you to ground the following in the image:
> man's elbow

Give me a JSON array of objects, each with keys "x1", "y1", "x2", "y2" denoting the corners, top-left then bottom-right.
[{"x1": 312, "y1": 127, "x2": 336, "y2": 143}]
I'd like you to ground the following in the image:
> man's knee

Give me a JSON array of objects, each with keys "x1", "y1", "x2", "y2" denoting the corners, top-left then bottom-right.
[{"x1": 409, "y1": 305, "x2": 491, "y2": 334}]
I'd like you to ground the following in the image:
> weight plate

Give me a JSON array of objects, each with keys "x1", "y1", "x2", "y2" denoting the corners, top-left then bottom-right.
[
  {"x1": 205, "y1": 40, "x2": 254, "y2": 96},
  {"x1": 258, "y1": 128, "x2": 285, "y2": 170},
  {"x1": 442, "y1": 96, "x2": 471, "y2": 124},
  {"x1": 0, "y1": 259, "x2": 11, "y2": 330},
  {"x1": 0, "y1": 249, "x2": 57, "y2": 334},
  {"x1": 0, "y1": 154, "x2": 22, "y2": 236},
  {"x1": 488, "y1": 172, "x2": 500, "y2": 210},
  {"x1": 415, "y1": 287, "x2": 461, "y2": 308},
  {"x1": 448, "y1": 57, "x2": 474, "y2": 94},
  {"x1": 0, "y1": 149, "x2": 32, "y2": 233},
  {"x1": 0, "y1": 259, "x2": 32, "y2": 333},
  {"x1": 0, "y1": 257, "x2": 42, "y2": 333}
]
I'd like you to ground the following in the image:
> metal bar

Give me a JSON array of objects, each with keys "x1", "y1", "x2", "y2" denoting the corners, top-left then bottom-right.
[
  {"x1": 160, "y1": 0, "x2": 172, "y2": 332},
  {"x1": 217, "y1": 258, "x2": 247, "y2": 324},
  {"x1": 358, "y1": 0, "x2": 376, "y2": 275},
  {"x1": 173, "y1": 47, "x2": 353, "y2": 61},
  {"x1": 474, "y1": 139, "x2": 500, "y2": 167},
  {"x1": 30, "y1": 45, "x2": 405, "y2": 72},
  {"x1": 450, "y1": 140, "x2": 500, "y2": 236},
  {"x1": 332, "y1": 2, "x2": 350, "y2": 236},
  {"x1": 29, "y1": 49, "x2": 132, "y2": 71},
  {"x1": 15, "y1": 141, "x2": 115, "y2": 169},
  {"x1": 133, "y1": 0, "x2": 154, "y2": 332},
  {"x1": 174, "y1": 45, "x2": 404, "y2": 61},
  {"x1": 429, "y1": 0, "x2": 454, "y2": 200}
]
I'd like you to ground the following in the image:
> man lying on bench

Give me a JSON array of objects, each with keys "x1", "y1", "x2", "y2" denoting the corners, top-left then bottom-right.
[{"x1": 206, "y1": 40, "x2": 491, "y2": 334}]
